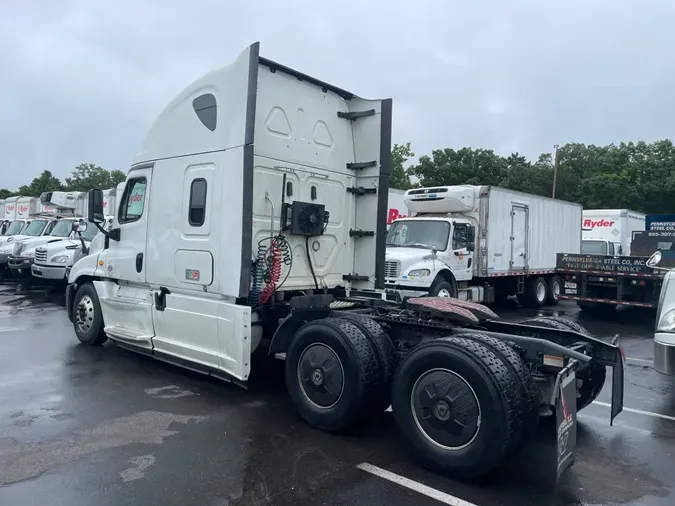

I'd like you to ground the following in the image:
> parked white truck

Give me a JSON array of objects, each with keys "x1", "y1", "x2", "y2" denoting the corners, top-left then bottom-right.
[
  {"x1": 384, "y1": 185, "x2": 582, "y2": 307},
  {"x1": 7, "y1": 192, "x2": 82, "y2": 274},
  {"x1": 581, "y1": 209, "x2": 646, "y2": 256},
  {"x1": 64, "y1": 42, "x2": 624, "y2": 484}
]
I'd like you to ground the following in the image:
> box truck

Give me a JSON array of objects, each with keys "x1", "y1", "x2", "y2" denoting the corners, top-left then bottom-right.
[
  {"x1": 384, "y1": 185, "x2": 582, "y2": 307},
  {"x1": 7, "y1": 192, "x2": 82, "y2": 274},
  {"x1": 387, "y1": 188, "x2": 407, "y2": 228},
  {"x1": 581, "y1": 209, "x2": 646, "y2": 256},
  {"x1": 557, "y1": 215, "x2": 675, "y2": 311},
  {"x1": 64, "y1": 42, "x2": 623, "y2": 483}
]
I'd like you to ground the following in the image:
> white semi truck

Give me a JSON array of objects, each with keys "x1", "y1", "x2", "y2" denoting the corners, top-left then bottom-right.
[
  {"x1": 64, "y1": 42, "x2": 624, "y2": 483},
  {"x1": 581, "y1": 209, "x2": 646, "y2": 256},
  {"x1": 384, "y1": 185, "x2": 582, "y2": 307}
]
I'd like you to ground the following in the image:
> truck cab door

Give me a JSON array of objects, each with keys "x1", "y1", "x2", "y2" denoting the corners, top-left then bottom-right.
[
  {"x1": 447, "y1": 222, "x2": 473, "y2": 281},
  {"x1": 94, "y1": 166, "x2": 155, "y2": 345}
]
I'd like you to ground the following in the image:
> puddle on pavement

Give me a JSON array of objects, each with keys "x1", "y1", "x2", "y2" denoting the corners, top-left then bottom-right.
[{"x1": 0, "y1": 275, "x2": 66, "y2": 310}]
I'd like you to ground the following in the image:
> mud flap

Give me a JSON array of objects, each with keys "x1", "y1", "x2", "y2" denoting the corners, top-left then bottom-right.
[
  {"x1": 555, "y1": 363, "x2": 577, "y2": 483},
  {"x1": 610, "y1": 338, "x2": 625, "y2": 425}
]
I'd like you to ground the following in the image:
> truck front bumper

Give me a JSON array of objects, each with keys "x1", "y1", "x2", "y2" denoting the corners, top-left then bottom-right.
[
  {"x1": 31, "y1": 263, "x2": 67, "y2": 280},
  {"x1": 0, "y1": 253, "x2": 9, "y2": 266},
  {"x1": 654, "y1": 333, "x2": 675, "y2": 376},
  {"x1": 7, "y1": 256, "x2": 33, "y2": 271}
]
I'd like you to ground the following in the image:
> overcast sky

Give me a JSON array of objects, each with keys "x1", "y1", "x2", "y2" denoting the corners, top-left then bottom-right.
[{"x1": 1, "y1": 0, "x2": 673, "y2": 190}]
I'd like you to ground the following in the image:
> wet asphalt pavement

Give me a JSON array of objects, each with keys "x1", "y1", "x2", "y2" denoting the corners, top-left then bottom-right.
[{"x1": 1, "y1": 277, "x2": 674, "y2": 506}]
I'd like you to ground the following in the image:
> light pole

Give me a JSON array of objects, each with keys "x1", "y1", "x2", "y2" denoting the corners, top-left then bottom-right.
[{"x1": 552, "y1": 144, "x2": 559, "y2": 199}]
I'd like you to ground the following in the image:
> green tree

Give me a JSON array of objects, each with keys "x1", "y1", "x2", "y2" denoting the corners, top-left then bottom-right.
[
  {"x1": 16, "y1": 170, "x2": 64, "y2": 197},
  {"x1": 389, "y1": 143, "x2": 414, "y2": 190},
  {"x1": 65, "y1": 163, "x2": 118, "y2": 191},
  {"x1": 110, "y1": 169, "x2": 127, "y2": 186},
  {"x1": 408, "y1": 147, "x2": 508, "y2": 187},
  {"x1": 0, "y1": 189, "x2": 15, "y2": 199}
]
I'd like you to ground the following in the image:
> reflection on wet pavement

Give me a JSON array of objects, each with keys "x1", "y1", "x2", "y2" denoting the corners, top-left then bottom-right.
[{"x1": 0, "y1": 279, "x2": 674, "y2": 506}]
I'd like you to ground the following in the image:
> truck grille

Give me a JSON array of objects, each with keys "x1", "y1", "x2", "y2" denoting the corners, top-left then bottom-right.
[
  {"x1": 35, "y1": 248, "x2": 48, "y2": 263},
  {"x1": 384, "y1": 260, "x2": 401, "y2": 278}
]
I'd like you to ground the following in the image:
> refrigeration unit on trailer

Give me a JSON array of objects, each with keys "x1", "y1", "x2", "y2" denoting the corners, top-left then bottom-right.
[
  {"x1": 65, "y1": 42, "x2": 624, "y2": 484},
  {"x1": 384, "y1": 185, "x2": 582, "y2": 307},
  {"x1": 16, "y1": 196, "x2": 40, "y2": 219},
  {"x1": 581, "y1": 209, "x2": 646, "y2": 256}
]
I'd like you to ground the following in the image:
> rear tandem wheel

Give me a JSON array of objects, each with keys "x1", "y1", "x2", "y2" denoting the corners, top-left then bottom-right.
[{"x1": 390, "y1": 336, "x2": 524, "y2": 480}]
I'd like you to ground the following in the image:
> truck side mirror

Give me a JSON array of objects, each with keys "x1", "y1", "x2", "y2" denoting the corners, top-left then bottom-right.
[
  {"x1": 468, "y1": 225, "x2": 476, "y2": 242},
  {"x1": 467, "y1": 242, "x2": 475, "y2": 252},
  {"x1": 72, "y1": 221, "x2": 88, "y2": 233},
  {"x1": 88, "y1": 189, "x2": 105, "y2": 224},
  {"x1": 647, "y1": 251, "x2": 662, "y2": 268}
]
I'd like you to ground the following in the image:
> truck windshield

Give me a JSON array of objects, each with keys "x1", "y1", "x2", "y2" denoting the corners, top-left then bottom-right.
[
  {"x1": 81, "y1": 223, "x2": 100, "y2": 241},
  {"x1": 4, "y1": 221, "x2": 23, "y2": 236},
  {"x1": 49, "y1": 220, "x2": 74, "y2": 237},
  {"x1": 386, "y1": 220, "x2": 450, "y2": 251},
  {"x1": 23, "y1": 220, "x2": 48, "y2": 237},
  {"x1": 581, "y1": 240, "x2": 608, "y2": 255}
]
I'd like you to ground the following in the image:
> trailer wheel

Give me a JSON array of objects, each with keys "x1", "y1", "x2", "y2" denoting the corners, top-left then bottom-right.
[
  {"x1": 517, "y1": 276, "x2": 547, "y2": 308},
  {"x1": 519, "y1": 317, "x2": 607, "y2": 411},
  {"x1": 285, "y1": 318, "x2": 379, "y2": 432},
  {"x1": 454, "y1": 332, "x2": 539, "y2": 450},
  {"x1": 391, "y1": 337, "x2": 517, "y2": 480},
  {"x1": 336, "y1": 314, "x2": 396, "y2": 414},
  {"x1": 547, "y1": 275, "x2": 562, "y2": 306},
  {"x1": 72, "y1": 282, "x2": 108, "y2": 346}
]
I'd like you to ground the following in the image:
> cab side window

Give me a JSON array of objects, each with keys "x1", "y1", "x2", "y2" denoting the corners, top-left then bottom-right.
[
  {"x1": 188, "y1": 178, "x2": 207, "y2": 226},
  {"x1": 119, "y1": 178, "x2": 147, "y2": 224},
  {"x1": 608, "y1": 242, "x2": 615, "y2": 256},
  {"x1": 452, "y1": 224, "x2": 469, "y2": 250}
]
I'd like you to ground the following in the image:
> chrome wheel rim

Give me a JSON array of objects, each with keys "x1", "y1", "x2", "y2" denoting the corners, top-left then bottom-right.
[
  {"x1": 536, "y1": 281, "x2": 546, "y2": 303},
  {"x1": 553, "y1": 280, "x2": 561, "y2": 300},
  {"x1": 76, "y1": 295, "x2": 94, "y2": 334},
  {"x1": 437, "y1": 288, "x2": 451, "y2": 298}
]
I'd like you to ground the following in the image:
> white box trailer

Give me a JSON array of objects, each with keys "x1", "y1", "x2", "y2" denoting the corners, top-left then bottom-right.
[
  {"x1": 62, "y1": 42, "x2": 625, "y2": 484},
  {"x1": 16, "y1": 196, "x2": 40, "y2": 218},
  {"x1": 3, "y1": 197, "x2": 19, "y2": 220},
  {"x1": 581, "y1": 209, "x2": 645, "y2": 256},
  {"x1": 385, "y1": 185, "x2": 582, "y2": 307},
  {"x1": 387, "y1": 188, "x2": 407, "y2": 228},
  {"x1": 74, "y1": 193, "x2": 88, "y2": 217},
  {"x1": 102, "y1": 188, "x2": 117, "y2": 217}
]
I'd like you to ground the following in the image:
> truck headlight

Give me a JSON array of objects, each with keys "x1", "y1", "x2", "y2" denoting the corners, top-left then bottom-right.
[
  {"x1": 51, "y1": 255, "x2": 69, "y2": 263},
  {"x1": 408, "y1": 269, "x2": 431, "y2": 277},
  {"x1": 657, "y1": 309, "x2": 675, "y2": 333}
]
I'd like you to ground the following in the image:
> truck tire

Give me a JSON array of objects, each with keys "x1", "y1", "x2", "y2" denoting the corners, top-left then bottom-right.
[
  {"x1": 285, "y1": 317, "x2": 379, "y2": 432},
  {"x1": 518, "y1": 317, "x2": 606, "y2": 411},
  {"x1": 547, "y1": 275, "x2": 562, "y2": 306},
  {"x1": 517, "y1": 276, "x2": 547, "y2": 308},
  {"x1": 454, "y1": 332, "x2": 539, "y2": 450},
  {"x1": 429, "y1": 277, "x2": 457, "y2": 298},
  {"x1": 72, "y1": 282, "x2": 108, "y2": 346},
  {"x1": 336, "y1": 313, "x2": 396, "y2": 414},
  {"x1": 391, "y1": 336, "x2": 519, "y2": 480}
]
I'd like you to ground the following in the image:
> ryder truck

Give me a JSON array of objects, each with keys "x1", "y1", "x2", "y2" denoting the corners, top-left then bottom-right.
[
  {"x1": 65, "y1": 42, "x2": 623, "y2": 483},
  {"x1": 557, "y1": 214, "x2": 675, "y2": 311},
  {"x1": 581, "y1": 209, "x2": 646, "y2": 256}
]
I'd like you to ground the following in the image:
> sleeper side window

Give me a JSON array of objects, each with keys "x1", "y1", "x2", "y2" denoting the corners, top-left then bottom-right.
[
  {"x1": 119, "y1": 178, "x2": 147, "y2": 224},
  {"x1": 188, "y1": 178, "x2": 207, "y2": 227}
]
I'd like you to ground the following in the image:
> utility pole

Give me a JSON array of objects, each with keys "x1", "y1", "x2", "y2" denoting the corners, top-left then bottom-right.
[{"x1": 552, "y1": 144, "x2": 559, "y2": 199}]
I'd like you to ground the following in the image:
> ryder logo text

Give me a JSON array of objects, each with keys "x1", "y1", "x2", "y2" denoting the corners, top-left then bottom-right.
[{"x1": 582, "y1": 219, "x2": 615, "y2": 231}]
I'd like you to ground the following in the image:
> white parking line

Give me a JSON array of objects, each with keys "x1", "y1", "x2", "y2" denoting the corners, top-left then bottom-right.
[
  {"x1": 357, "y1": 463, "x2": 478, "y2": 506},
  {"x1": 593, "y1": 401, "x2": 675, "y2": 423},
  {"x1": 626, "y1": 357, "x2": 653, "y2": 364}
]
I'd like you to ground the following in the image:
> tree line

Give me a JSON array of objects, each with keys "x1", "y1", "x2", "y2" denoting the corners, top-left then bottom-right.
[
  {"x1": 0, "y1": 163, "x2": 127, "y2": 200},
  {"x1": 389, "y1": 140, "x2": 675, "y2": 215}
]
